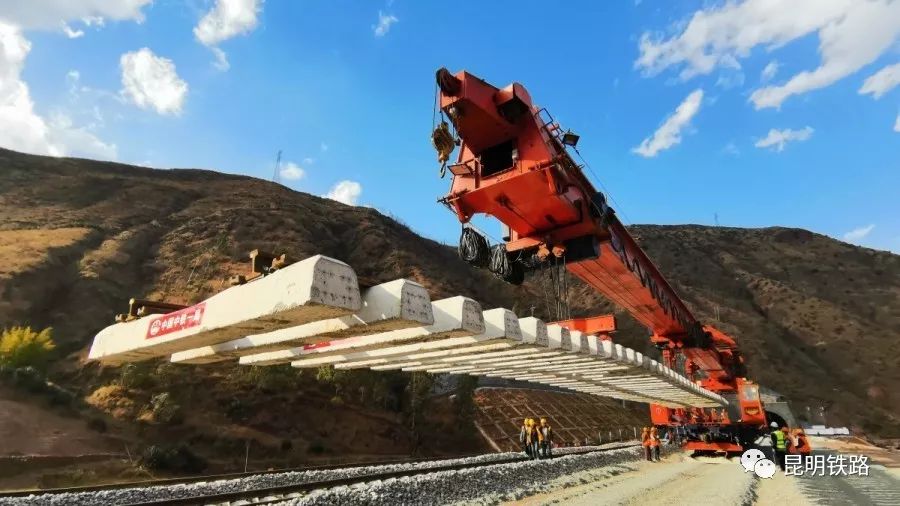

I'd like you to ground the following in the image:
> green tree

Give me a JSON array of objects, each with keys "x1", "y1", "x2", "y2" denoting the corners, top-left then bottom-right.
[
  {"x1": 407, "y1": 371, "x2": 435, "y2": 453},
  {"x1": 455, "y1": 375, "x2": 479, "y2": 427},
  {"x1": 0, "y1": 326, "x2": 55, "y2": 370}
]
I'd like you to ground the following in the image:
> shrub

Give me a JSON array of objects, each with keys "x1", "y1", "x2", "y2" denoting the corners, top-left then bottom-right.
[
  {"x1": 232, "y1": 365, "x2": 298, "y2": 392},
  {"x1": 141, "y1": 444, "x2": 207, "y2": 473},
  {"x1": 87, "y1": 417, "x2": 108, "y2": 433},
  {"x1": 150, "y1": 392, "x2": 183, "y2": 424},
  {"x1": 154, "y1": 362, "x2": 181, "y2": 388},
  {"x1": 0, "y1": 326, "x2": 55, "y2": 370},
  {"x1": 224, "y1": 397, "x2": 249, "y2": 421},
  {"x1": 118, "y1": 363, "x2": 154, "y2": 389},
  {"x1": 11, "y1": 366, "x2": 45, "y2": 392},
  {"x1": 454, "y1": 375, "x2": 479, "y2": 426},
  {"x1": 315, "y1": 365, "x2": 336, "y2": 383}
]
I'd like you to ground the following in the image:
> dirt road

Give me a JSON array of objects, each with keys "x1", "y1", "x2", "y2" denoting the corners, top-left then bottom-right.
[{"x1": 506, "y1": 450, "x2": 900, "y2": 506}]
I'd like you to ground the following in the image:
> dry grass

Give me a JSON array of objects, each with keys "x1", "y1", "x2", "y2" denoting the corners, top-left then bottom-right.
[
  {"x1": 0, "y1": 144, "x2": 897, "y2": 460},
  {"x1": 0, "y1": 228, "x2": 91, "y2": 278}
]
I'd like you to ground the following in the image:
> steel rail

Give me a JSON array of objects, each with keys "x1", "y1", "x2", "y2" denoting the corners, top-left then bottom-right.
[
  {"x1": 0, "y1": 453, "x2": 484, "y2": 498},
  {"x1": 125, "y1": 444, "x2": 640, "y2": 506}
]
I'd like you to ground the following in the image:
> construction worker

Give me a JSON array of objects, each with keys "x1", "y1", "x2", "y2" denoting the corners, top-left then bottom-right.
[
  {"x1": 520, "y1": 419, "x2": 531, "y2": 457},
  {"x1": 641, "y1": 427, "x2": 652, "y2": 461},
  {"x1": 649, "y1": 427, "x2": 661, "y2": 461},
  {"x1": 528, "y1": 418, "x2": 541, "y2": 459},
  {"x1": 539, "y1": 418, "x2": 553, "y2": 458},
  {"x1": 770, "y1": 422, "x2": 791, "y2": 470},
  {"x1": 790, "y1": 428, "x2": 812, "y2": 456},
  {"x1": 534, "y1": 418, "x2": 545, "y2": 459}
]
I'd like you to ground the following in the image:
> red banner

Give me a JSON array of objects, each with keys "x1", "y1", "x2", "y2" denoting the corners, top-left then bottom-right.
[{"x1": 146, "y1": 303, "x2": 206, "y2": 339}]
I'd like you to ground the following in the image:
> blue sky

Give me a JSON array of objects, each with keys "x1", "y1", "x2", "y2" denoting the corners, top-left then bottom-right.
[{"x1": 1, "y1": 1, "x2": 898, "y2": 251}]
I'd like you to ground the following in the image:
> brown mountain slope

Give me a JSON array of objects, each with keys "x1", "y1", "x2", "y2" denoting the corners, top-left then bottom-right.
[{"x1": 0, "y1": 147, "x2": 897, "y2": 440}]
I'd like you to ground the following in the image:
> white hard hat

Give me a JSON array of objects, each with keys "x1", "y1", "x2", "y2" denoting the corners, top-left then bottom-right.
[{"x1": 770, "y1": 421, "x2": 778, "y2": 428}]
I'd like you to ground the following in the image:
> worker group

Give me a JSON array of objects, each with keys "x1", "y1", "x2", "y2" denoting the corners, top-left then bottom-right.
[
  {"x1": 519, "y1": 418, "x2": 554, "y2": 459},
  {"x1": 770, "y1": 422, "x2": 812, "y2": 470}
]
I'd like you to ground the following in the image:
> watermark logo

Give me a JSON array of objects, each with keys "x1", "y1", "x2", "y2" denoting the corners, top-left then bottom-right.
[
  {"x1": 739, "y1": 449, "x2": 870, "y2": 478},
  {"x1": 753, "y1": 458, "x2": 778, "y2": 478},
  {"x1": 740, "y1": 449, "x2": 767, "y2": 473},
  {"x1": 785, "y1": 454, "x2": 869, "y2": 477}
]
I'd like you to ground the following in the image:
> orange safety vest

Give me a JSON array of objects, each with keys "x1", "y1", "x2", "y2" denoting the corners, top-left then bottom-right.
[
  {"x1": 641, "y1": 431, "x2": 651, "y2": 447},
  {"x1": 790, "y1": 433, "x2": 812, "y2": 454},
  {"x1": 649, "y1": 431, "x2": 660, "y2": 447}
]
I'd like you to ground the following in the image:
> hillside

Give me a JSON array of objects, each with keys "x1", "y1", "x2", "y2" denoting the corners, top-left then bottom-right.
[{"x1": 0, "y1": 146, "x2": 898, "y2": 461}]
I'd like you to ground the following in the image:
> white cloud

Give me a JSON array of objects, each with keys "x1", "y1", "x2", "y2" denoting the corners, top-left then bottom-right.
[
  {"x1": 721, "y1": 142, "x2": 740, "y2": 156},
  {"x1": 754, "y1": 126, "x2": 814, "y2": 152},
  {"x1": 194, "y1": 0, "x2": 262, "y2": 46},
  {"x1": 47, "y1": 112, "x2": 117, "y2": 159},
  {"x1": 0, "y1": 21, "x2": 115, "y2": 159},
  {"x1": 120, "y1": 48, "x2": 188, "y2": 115},
  {"x1": 859, "y1": 62, "x2": 900, "y2": 99},
  {"x1": 0, "y1": 1, "x2": 150, "y2": 36},
  {"x1": 895, "y1": 113, "x2": 900, "y2": 132},
  {"x1": 0, "y1": 3, "x2": 150, "y2": 159},
  {"x1": 373, "y1": 11, "x2": 398, "y2": 37},
  {"x1": 194, "y1": 0, "x2": 262, "y2": 70},
  {"x1": 761, "y1": 61, "x2": 779, "y2": 82},
  {"x1": 210, "y1": 47, "x2": 229, "y2": 71},
  {"x1": 320, "y1": 141, "x2": 328, "y2": 151},
  {"x1": 632, "y1": 89, "x2": 703, "y2": 158},
  {"x1": 326, "y1": 180, "x2": 362, "y2": 205},
  {"x1": 715, "y1": 70, "x2": 745, "y2": 89},
  {"x1": 62, "y1": 24, "x2": 84, "y2": 38},
  {"x1": 302, "y1": 157, "x2": 314, "y2": 165},
  {"x1": 279, "y1": 161, "x2": 305, "y2": 181},
  {"x1": 635, "y1": 0, "x2": 900, "y2": 109},
  {"x1": 843, "y1": 224, "x2": 875, "y2": 243},
  {"x1": 82, "y1": 16, "x2": 104, "y2": 27}
]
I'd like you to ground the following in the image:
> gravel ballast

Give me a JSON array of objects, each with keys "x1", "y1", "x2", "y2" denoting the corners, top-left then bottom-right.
[
  {"x1": 289, "y1": 445, "x2": 657, "y2": 505},
  {"x1": 0, "y1": 445, "x2": 634, "y2": 506}
]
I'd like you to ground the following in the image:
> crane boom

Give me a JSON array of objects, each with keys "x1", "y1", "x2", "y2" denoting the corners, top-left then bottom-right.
[{"x1": 433, "y1": 68, "x2": 767, "y2": 452}]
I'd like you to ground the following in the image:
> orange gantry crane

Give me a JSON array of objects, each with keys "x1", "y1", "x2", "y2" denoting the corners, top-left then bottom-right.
[{"x1": 431, "y1": 68, "x2": 767, "y2": 453}]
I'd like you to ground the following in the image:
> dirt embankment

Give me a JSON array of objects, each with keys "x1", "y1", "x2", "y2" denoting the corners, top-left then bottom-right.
[{"x1": 0, "y1": 146, "x2": 897, "y2": 475}]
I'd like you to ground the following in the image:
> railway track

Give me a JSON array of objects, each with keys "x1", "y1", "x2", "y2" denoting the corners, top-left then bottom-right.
[
  {"x1": 3, "y1": 444, "x2": 640, "y2": 506},
  {"x1": 131, "y1": 444, "x2": 639, "y2": 506},
  {"x1": 0, "y1": 454, "x2": 473, "y2": 499}
]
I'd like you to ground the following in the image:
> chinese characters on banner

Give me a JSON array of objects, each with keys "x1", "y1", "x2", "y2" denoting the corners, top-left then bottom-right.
[
  {"x1": 785, "y1": 454, "x2": 869, "y2": 477},
  {"x1": 146, "y1": 303, "x2": 206, "y2": 339}
]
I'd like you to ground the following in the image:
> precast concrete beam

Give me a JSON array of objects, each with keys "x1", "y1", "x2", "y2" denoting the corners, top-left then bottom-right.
[
  {"x1": 334, "y1": 341, "x2": 518, "y2": 371},
  {"x1": 240, "y1": 296, "x2": 484, "y2": 366},
  {"x1": 390, "y1": 319, "x2": 574, "y2": 374},
  {"x1": 88, "y1": 255, "x2": 360, "y2": 365},
  {"x1": 330, "y1": 310, "x2": 534, "y2": 372},
  {"x1": 282, "y1": 306, "x2": 515, "y2": 369},
  {"x1": 170, "y1": 279, "x2": 432, "y2": 364}
]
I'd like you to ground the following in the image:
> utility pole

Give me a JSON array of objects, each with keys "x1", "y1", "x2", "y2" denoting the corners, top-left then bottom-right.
[{"x1": 272, "y1": 149, "x2": 282, "y2": 184}]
